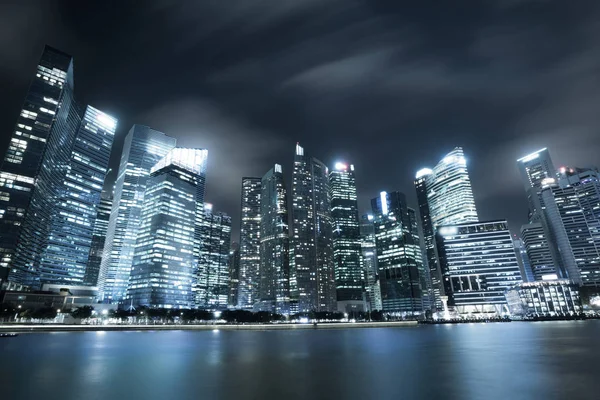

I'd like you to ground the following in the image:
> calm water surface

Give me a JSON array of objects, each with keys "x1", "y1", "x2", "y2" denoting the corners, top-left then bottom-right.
[{"x1": 1, "y1": 322, "x2": 599, "y2": 400}]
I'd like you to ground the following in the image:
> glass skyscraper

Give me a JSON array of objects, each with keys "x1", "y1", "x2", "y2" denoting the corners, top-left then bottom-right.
[
  {"x1": 196, "y1": 204, "x2": 231, "y2": 309},
  {"x1": 436, "y1": 220, "x2": 523, "y2": 315},
  {"x1": 415, "y1": 147, "x2": 478, "y2": 311},
  {"x1": 360, "y1": 214, "x2": 381, "y2": 311},
  {"x1": 292, "y1": 144, "x2": 336, "y2": 313},
  {"x1": 1, "y1": 46, "x2": 80, "y2": 288},
  {"x1": 329, "y1": 162, "x2": 364, "y2": 312},
  {"x1": 371, "y1": 191, "x2": 425, "y2": 315},
  {"x1": 237, "y1": 177, "x2": 261, "y2": 309},
  {"x1": 520, "y1": 222, "x2": 558, "y2": 281},
  {"x1": 38, "y1": 106, "x2": 116, "y2": 285},
  {"x1": 228, "y1": 242, "x2": 241, "y2": 308},
  {"x1": 517, "y1": 147, "x2": 556, "y2": 222},
  {"x1": 85, "y1": 194, "x2": 113, "y2": 286},
  {"x1": 258, "y1": 164, "x2": 290, "y2": 313},
  {"x1": 99, "y1": 125, "x2": 176, "y2": 303},
  {"x1": 128, "y1": 148, "x2": 207, "y2": 308}
]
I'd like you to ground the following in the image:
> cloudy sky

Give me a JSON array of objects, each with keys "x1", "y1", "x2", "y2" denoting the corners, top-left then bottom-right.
[{"x1": 1, "y1": 0, "x2": 599, "y2": 238}]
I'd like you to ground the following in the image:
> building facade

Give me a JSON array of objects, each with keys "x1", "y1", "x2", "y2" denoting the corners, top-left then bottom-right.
[
  {"x1": 37, "y1": 106, "x2": 116, "y2": 285},
  {"x1": 195, "y1": 204, "x2": 231, "y2": 309},
  {"x1": 99, "y1": 125, "x2": 176, "y2": 303},
  {"x1": 505, "y1": 280, "x2": 582, "y2": 317},
  {"x1": 329, "y1": 162, "x2": 364, "y2": 312},
  {"x1": 520, "y1": 222, "x2": 559, "y2": 281},
  {"x1": 436, "y1": 220, "x2": 523, "y2": 315},
  {"x1": 258, "y1": 164, "x2": 290, "y2": 313},
  {"x1": 360, "y1": 214, "x2": 381, "y2": 311},
  {"x1": 128, "y1": 148, "x2": 207, "y2": 308},
  {"x1": 291, "y1": 144, "x2": 336, "y2": 313},
  {"x1": 415, "y1": 147, "x2": 478, "y2": 311},
  {"x1": 237, "y1": 177, "x2": 261, "y2": 309},
  {"x1": 85, "y1": 194, "x2": 113, "y2": 286},
  {"x1": 1, "y1": 46, "x2": 81, "y2": 288},
  {"x1": 228, "y1": 242, "x2": 240, "y2": 308},
  {"x1": 372, "y1": 191, "x2": 425, "y2": 315}
]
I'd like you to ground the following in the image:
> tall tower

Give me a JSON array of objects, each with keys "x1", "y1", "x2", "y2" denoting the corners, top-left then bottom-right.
[
  {"x1": 128, "y1": 148, "x2": 207, "y2": 308},
  {"x1": 360, "y1": 214, "x2": 381, "y2": 311},
  {"x1": 1, "y1": 46, "x2": 80, "y2": 288},
  {"x1": 228, "y1": 242, "x2": 241, "y2": 308},
  {"x1": 37, "y1": 106, "x2": 116, "y2": 285},
  {"x1": 196, "y1": 203, "x2": 232, "y2": 309},
  {"x1": 259, "y1": 164, "x2": 290, "y2": 313},
  {"x1": 329, "y1": 162, "x2": 364, "y2": 312},
  {"x1": 415, "y1": 147, "x2": 478, "y2": 310},
  {"x1": 237, "y1": 177, "x2": 261, "y2": 309},
  {"x1": 517, "y1": 147, "x2": 556, "y2": 222},
  {"x1": 291, "y1": 144, "x2": 336, "y2": 313},
  {"x1": 371, "y1": 191, "x2": 425, "y2": 315},
  {"x1": 99, "y1": 125, "x2": 176, "y2": 303}
]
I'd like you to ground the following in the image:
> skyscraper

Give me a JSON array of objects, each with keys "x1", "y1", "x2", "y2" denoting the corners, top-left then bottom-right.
[
  {"x1": 37, "y1": 106, "x2": 116, "y2": 286},
  {"x1": 520, "y1": 222, "x2": 558, "y2": 281},
  {"x1": 85, "y1": 194, "x2": 113, "y2": 286},
  {"x1": 371, "y1": 191, "x2": 425, "y2": 315},
  {"x1": 99, "y1": 125, "x2": 176, "y2": 303},
  {"x1": 228, "y1": 242, "x2": 241, "y2": 308},
  {"x1": 1, "y1": 46, "x2": 80, "y2": 288},
  {"x1": 415, "y1": 147, "x2": 478, "y2": 310},
  {"x1": 436, "y1": 220, "x2": 523, "y2": 315},
  {"x1": 196, "y1": 204, "x2": 231, "y2": 309},
  {"x1": 329, "y1": 162, "x2": 364, "y2": 312},
  {"x1": 258, "y1": 164, "x2": 290, "y2": 313},
  {"x1": 128, "y1": 148, "x2": 207, "y2": 308},
  {"x1": 291, "y1": 144, "x2": 335, "y2": 313},
  {"x1": 237, "y1": 177, "x2": 261, "y2": 309},
  {"x1": 517, "y1": 147, "x2": 556, "y2": 221},
  {"x1": 513, "y1": 237, "x2": 535, "y2": 283},
  {"x1": 360, "y1": 214, "x2": 381, "y2": 311}
]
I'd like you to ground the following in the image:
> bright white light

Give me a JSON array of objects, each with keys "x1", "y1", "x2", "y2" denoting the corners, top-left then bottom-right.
[
  {"x1": 295, "y1": 143, "x2": 304, "y2": 156},
  {"x1": 380, "y1": 191, "x2": 388, "y2": 215},
  {"x1": 335, "y1": 162, "x2": 347, "y2": 170},
  {"x1": 204, "y1": 203, "x2": 213, "y2": 211},
  {"x1": 96, "y1": 112, "x2": 117, "y2": 130},
  {"x1": 541, "y1": 274, "x2": 559, "y2": 281},
  {"x1": 367, "y1": 214, "x2": 374, "y2": 221},
  {"x1": 299, "y1": 317, "x2": 309, "y2": 324},
  {"x1": 274, "y1": 164, "x2": 282, "y2": 173},
  {"x1": 517, "y1": 148, "x2": 546, "y2": 163},
  {"x1": 439, "y1": 226, "x2": 458, "y2": 236},
  {"x1": 102, "y1": 309, "x2": 108, "y2": 315},
  {"x1": 213, "y1": 311, "x2": 222, "y2": 318},
  {"x1": 151, "y1": 148, "x2": 208, "y2": 175},
  {"x1": 415, "y1": 168, "x2": 433, "y2": 179},
  {"x1": 541, "y1": 178, "x2": 556, "y2": 187}
]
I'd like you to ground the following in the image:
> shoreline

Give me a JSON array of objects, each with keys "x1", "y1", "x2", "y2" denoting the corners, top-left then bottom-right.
[{"x1": 0, "y1": 321, "x2": 418, "y2": 333}]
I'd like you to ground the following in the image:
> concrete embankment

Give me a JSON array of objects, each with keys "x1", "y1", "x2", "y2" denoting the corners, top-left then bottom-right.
[{"x1": 0, "y1": 321, "x2": 417, "y2": 333}]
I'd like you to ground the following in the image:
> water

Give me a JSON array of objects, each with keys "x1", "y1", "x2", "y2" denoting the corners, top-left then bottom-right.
[{"x1": 1, "y1": 322, "x2": 599, "y2": 400}]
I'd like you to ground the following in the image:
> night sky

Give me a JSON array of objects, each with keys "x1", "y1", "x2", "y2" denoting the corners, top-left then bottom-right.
[{"x1": 1, "y1": 1, "x2": 599, "y2": 239}]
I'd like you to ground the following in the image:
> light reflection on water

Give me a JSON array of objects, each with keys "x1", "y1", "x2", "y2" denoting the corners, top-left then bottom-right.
[{"x1": 1, "y1": 322, "x2": 599, "y2": 400}]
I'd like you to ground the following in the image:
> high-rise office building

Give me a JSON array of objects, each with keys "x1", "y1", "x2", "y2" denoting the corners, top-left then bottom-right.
[
  {"x1": 436, "y1": 220, "x2": 523, "y2": 315},
  {"x1": 291, "y1": 144, "x2": 335, "y2": 313},
  {"x1": 520, "y1": 222, "x2": 558, "y2": 281},
  {"x1": 258, "y1": 164, "x2": 290, "y2": 313},
  {"x1": 85, "y1": 194, "x2": 113, "y2": 286},
  {"x1": 37, "y1": 106, "x2": 116, "y2": 286},
  {"x1": 360, "y1": 214, "x2": 381, "y2": 311},
  {"x1": 329, "y1": 162, "x2": 364, "y2": 312},
  {"x1": 415, "y1": 147, "x2": 478, "y2": 310},
  {"x1": 371, "y1": 191, "x2": 425, "y2": 315},
  {"x1": 517, "y1": 147, "x2": 556, "y2": 222},
  {"x1": 237, "y1": 177, "x2": 261, "y2": 309},
  {"x1": 196, "y1": 204, "x2": 231, "y2": 309},
  {"x1": 1, "y1": 46, "x2": 81, "y2": 288},
  {"x1": 99, "y1": 125, "x2": 176, "y2": 303},
  {"x1": 128, "y1": 148, "x2": 207, "y2": 308},
  {"x1": 228, "y1": 242, "x2": 241, "y2": 308},
  {"x1": 540, "y1": 168, "x2": 600, "y2": 288},
  {"x1": 513, "y1": 237, "x2": 535, "y2": 283}
]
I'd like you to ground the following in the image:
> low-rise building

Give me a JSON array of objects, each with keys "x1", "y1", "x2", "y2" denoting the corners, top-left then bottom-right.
[{"x1": 505, "y1": 280, "x2": 582, "y2": 316}]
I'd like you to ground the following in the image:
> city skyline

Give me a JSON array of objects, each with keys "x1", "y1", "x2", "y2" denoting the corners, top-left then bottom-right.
[{"x1": 2, "y1": 2, "x2": 600, "y2": 237}]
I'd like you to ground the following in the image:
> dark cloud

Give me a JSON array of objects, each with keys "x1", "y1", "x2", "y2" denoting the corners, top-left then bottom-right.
[{"x1": 1, "y1": 0, "x2": 599, "y2": 239}]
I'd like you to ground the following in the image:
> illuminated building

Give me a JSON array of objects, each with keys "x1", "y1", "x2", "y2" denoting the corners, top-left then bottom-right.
[
  {"x1": 99, "y1": 125, "x2": 176, "y2": 303},
  {"x1": 196, "y1": 203, "x2": 231, "y2": 309},
  {"x1": 436, "y1": 220, "x2": 523, "y2": 315},
  {"x1": 85, "y1": 194, "x2": 113, "y2": 286},
  {"x1": 372, "y1": 191, "x2": 426, "y2": 315},
  {"x1": 512, "y1": 237, "x2": 535, "y2": 283},
  {"x1": 258, "y1": 164, "x2": 290, "y2": 313},
  {"x1": 517, "y1": 147, "x2": 556, "y2": 222},
  {"x1": 228, "y1": 242, "x2": 240, "y2": 308},
  {"x1": 128, "y1": 148, "x2": 207, "y2": 308},
  {"x1": 37, "y1": 106, "x2": 116, "y2": 285},
  {"x1": 414, "y1": 147, "x2": 478, "y2": 311},
  {"x1": 505, "y1": 280, "x2": 582, "y2": 317},
  {"x1": 360, "y1": 214, "x2": 381, "y2": 311},
  {"x1": 520, "y1": 222, "x2": 558, "y2": 281},
  {"x1": 1, "y1": 46, "x2": 80, "y2": 288},
  {"x1": 237, "y1": 177, "x2": 261, "y2": 309},
  {"x1": 291, "y1": 144, "x2": 335, "y2": 313},
  {"x1": 329, "y1": 162, "x2": 365, "y2": 312}
]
